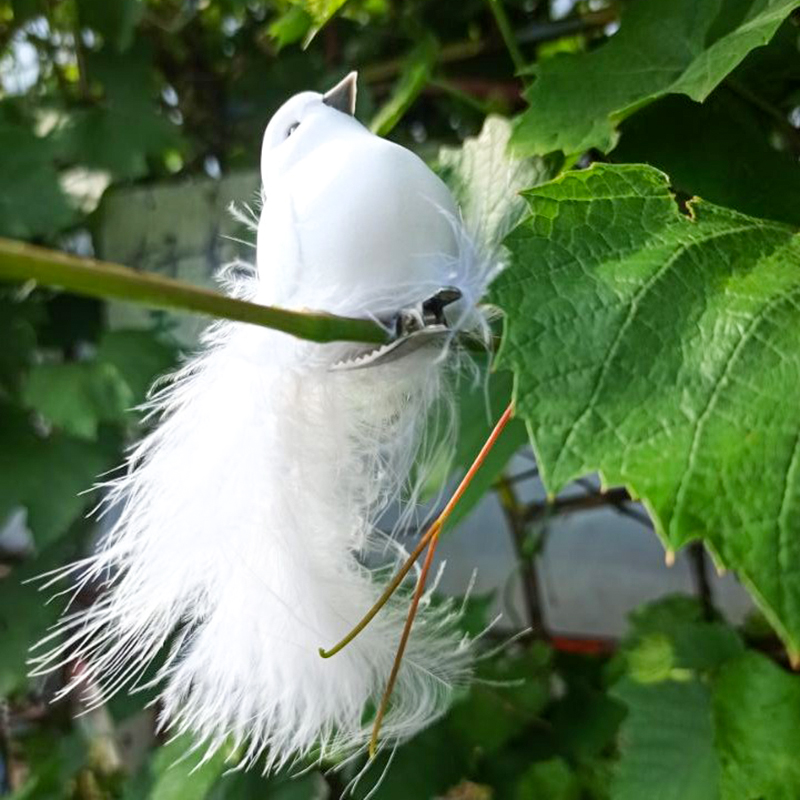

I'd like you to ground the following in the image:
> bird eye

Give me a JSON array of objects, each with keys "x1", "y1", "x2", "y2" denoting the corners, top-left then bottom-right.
[{"x1": 285, "y1": 122, "x2": 300, "y2": 139}]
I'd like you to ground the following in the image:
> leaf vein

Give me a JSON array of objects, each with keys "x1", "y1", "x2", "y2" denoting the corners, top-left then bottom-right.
[{"x1": 550, "y1": 222, "x2": 759, "y2": 482}]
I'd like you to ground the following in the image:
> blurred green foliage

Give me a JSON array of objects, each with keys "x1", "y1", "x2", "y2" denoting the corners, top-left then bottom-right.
[{"x1": 2, "y1": 0, "x2": 800, "y2": 798}]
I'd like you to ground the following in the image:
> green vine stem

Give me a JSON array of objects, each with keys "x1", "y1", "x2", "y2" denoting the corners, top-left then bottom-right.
[
  {"x1": 0, "y1": 237, "x2": 390, "y2": 346},
  {"x1": 485, "y1": 0, "x2": 527, "y2": 74}
]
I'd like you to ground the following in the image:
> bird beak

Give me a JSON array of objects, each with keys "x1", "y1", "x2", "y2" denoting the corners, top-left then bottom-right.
[{"x1": 323, "y1": 71, "x2": 358, "y2": 116}]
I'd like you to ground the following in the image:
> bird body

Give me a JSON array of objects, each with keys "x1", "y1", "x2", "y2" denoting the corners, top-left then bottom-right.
[
  {"x1": 257, "y1": 80, "x2": 460, "y2": 312},
  {"x1": 33, "y1": 73, "x2": 493, "y2": 774}
]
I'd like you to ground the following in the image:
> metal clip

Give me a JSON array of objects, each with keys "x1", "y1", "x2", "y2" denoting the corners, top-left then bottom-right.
[{"x1": 330, "y1": 287, "x2": 462, "y2": 371}]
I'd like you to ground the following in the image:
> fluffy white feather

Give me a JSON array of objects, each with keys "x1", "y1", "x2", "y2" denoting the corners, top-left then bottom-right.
[{"x1": 31, "y1": 73, "x2": 495, "y2": 770}]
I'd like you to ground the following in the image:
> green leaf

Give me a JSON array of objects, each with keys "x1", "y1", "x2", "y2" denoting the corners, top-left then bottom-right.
[
  {"x1": 9, "y1": 728, "x2": 87, "y2": 799},
  {"x1": 10, "y1": 0, "x2": 43, "y2": 25},
  {"x1": 355, "y1": 643, "x2": 551, "y2": 800},
  {"x1": 439, "y1": 115, "x2": 559, "y2": 248},
  {"x1": 492, "y1": 163, "x2": 800, "y2": 651},
  {"x1": 295, "y1": 0, "x2": 348, "y2": 31},
  {"x1": 612, "y1": 678, "x2": 721, "y2": 800},
  {"x1": 351, "y1": 721, "x2": 464, "y2": 800},
  {"x1": 77, "y1": 0, "x2": 143, "y2": 52},
  {"x1": 126, "y1": 734, "x2": 229, "y2": 800},
  {"x1": 23, "y1": 361, "x2": 133, "y2": 440},
  {"x1": 268, "y1": 6, "x2": 314, "y2": 49},
  {"x1": 95, "y1": 328, "x2": 178, "y2": 405},
  {"x1": 612, "y1": 650, "x2": 800, "y2": 800},
  {"x1": 448, "y1": 643, "x2": 552, "y2": 754},
  {"x1": 622, "y1": 596, "x2": 745, "y2": 673},
  {"x1": 510, "y1": 0, "x2": 799, "y2": 156},
  {"x1": 713, "y1": 652, "x2": 800, "y2": 798},
  {"x1": 0, "y1": 293, "x2": 41, "y2": 392},
  {"x1": 265, "y1": 772, "x2": 330, "y2": 800},
  {"x1": 0, "y1": 404, "x2": 116, "y2": 549},
  {"x1": 0, "y1": 537, "x2": 79, "y2": 695},
  {"x1": 549, "y1": 683, "x2": 626, "y2": 762},
  {"x1": 369, "y1": 36, "x2": 438, "y2": 136},
  {"x1": 515, "y1": 758, "x2": 581, "y2": 800},
  {"x1": 729, "y1": 18, "x2": 800, "y2": 107},
  {"x1": 615, "y1": 90, "x2": 800, "y2": 227},
  {"x1": 0, "y1": 121, "x2": 75, "y2": 239},
  {"x1": 54, "y1": 45, "x2": 182, "y2": 180},
  {"x1": 59, "y1": 106, "x2": 179, "y2": 181}
]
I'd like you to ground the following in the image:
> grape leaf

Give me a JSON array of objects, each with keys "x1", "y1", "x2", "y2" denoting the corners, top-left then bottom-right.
[
  {"x1": 0, "y1": 121, "x2": 75, "y2": 239},
  {"x1": 0, "y1": 294, "x2": 41, "y2": 392},
  {"x1": 0, "y1": 536, "x2": 80, "y2": 695},
  {"x1": 124, "y1": 734, "x2": 229, "y2": 800},
  {"x1": 612, "y1": 650, "x2": 800, "y2": 800},
  {"x1": 713, "y1": 652, "x2": 800, "y2": 798},
  {"x1": 510, "y1": 0, "x2": 799, "y2": 157},
  {"x1": 615, "y1": 91, "x2": 800, "y2": 227},
  {"x1": 433, "y1": 117, "x2": 555, "y2": 527},
  {"x1": 95, "y1": 328, "x2": 178, "y2": 405},
  {"x1": 22, "y1": 362, "x2": 133, "y2": 440},
  {"x1": 54, "y1": 45, "x2": 182, "y2": 180},
  {"x1": 439, "y1": 115, "x2": 558, "y2": 249},
  {"x1": 612, "y1": 679, "x2": 721, "y2": 800},
  {"x1": 0, "y1": 404, "x2": 116, "y2": 549},
  {"x1": 515, "y1": 758, "x2": 581, "y2": 800},
  {"x1": 491, "y1": 163, "x2": 800, "y2": 650},
  {"x1": 621, "y1": 596, "x2": 745, "y2": 674}
]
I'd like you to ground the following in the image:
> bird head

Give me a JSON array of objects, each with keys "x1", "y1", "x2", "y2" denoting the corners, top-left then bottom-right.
[{"x1": 261, "y1": 71, "x2": 360, "y2": 188}]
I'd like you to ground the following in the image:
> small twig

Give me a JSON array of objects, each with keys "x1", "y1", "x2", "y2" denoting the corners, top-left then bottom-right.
[
  {"x1": 361, "y1": 40, "x2": 485, "y2": 84},
  {"x1": 428, "y1": 78, "x2": 498, "y2": 115},
  {"x1": 496, "y1": 475, "x2": 546, "y2": 636},
  {"x1": 575, "y1": 478, "x2": 652, "y2": 528},
  {"x1": 319, "y1": 521, "x2": 442, "y2": 659},
  {"x1": 428, "y1": 77, "x2": 521, "y2": 106},
  {"x1": 523, "y1": 489, "x2": 631, "y2": 522},
  {"x1": 358, "y1": 11, "x2": 615, "y2": 86},
  {"x1": 516, "y1": 8, "x2": 618, "y2": 45},
  {"x1": 498, "y1": 465, "x2": 539, "y2": 487},
  {"x1": 523, "y1": 486, "x2": 633, "y2": 523},
  {"x1": 688, "y1": 541, "x2": 715, "y2": 619},
  {"x1": 320, "y1": 403, "x2": 515, "y2": 660},
  {"x1": 368, "y1": 403, "x2": 515, "y2": 757},
  {"x1": 72, "y1": 20, "x2": 90, "y2": 101}
]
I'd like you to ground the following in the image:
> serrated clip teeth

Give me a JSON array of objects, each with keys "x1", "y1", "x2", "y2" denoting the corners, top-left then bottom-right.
[{"x1": 330, "y1": 287, "x2": 462, "y2": 371}]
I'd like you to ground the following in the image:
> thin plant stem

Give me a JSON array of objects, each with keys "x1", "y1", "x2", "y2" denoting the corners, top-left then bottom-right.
[
  {"x1": 318, "y1": 521, "x2": 442, "y2": 659},
  {"x1": 429, "y1": 78, "x2": 495, "y2": 115},
  {"x1": 485, "y1": 0, "x2": 527, "y2": 74},
  {"x1": 320, "y1": 402, "x2": 514, "y2": 660},
  {"x1": 369, "y1": 519, "x2": 440, "y2": 759},
  {"x1": 688, "y1": 541, "x2": 715, "y2": 620},
  {"x1": 369, "y1": 402, "x2": 514, "y2": 757},
  {"x1": 0, "y1": 237, "x2": 389, "y2": 346},
  {"x1": 496, "y1": 474, "x2": 546, "y2": 636}
]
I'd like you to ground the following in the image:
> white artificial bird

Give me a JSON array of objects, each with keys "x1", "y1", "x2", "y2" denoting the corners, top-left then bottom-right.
[
  {"x1": 258, "y1": 72, "x2": 463, "y2": 313},
  {"x1": 31, "y1": 73, "x2": 494, "y2": 773}
]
